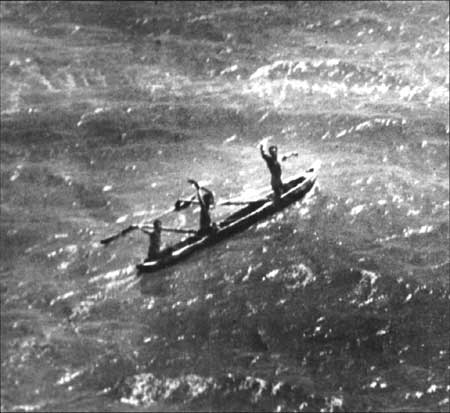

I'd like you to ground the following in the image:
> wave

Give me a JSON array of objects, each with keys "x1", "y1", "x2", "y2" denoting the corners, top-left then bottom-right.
[
  {"x1": 43, "y1": 267, "x2": 448, "y2": 412},
  {"x1": 247, "y1": 59, "x2": 449, "y2": 106}
]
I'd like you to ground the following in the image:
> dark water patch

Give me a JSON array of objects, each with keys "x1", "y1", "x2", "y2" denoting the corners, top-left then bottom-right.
[
  {"x1": 1, "y1": 163, "x2": 111, "y2": 213},
  {"x1": 1, "y1": 124, "x2": 78, "y2": 150},
  {"x1": 299, "y1": 0, "x2": 448, "y2": 43},
  {"x1": 1, "y1": 1, "x2": 141, "y2": 34},
  {"x1": 301, "y1": 113, "x2": 448, "y2": 180},
  {"x1": 129, "y1": 15, "x2": 226, "y2": 43},
  {"x1": 185, "y1": 19, "x2": 225, "y2": 42},
  {"x1": 4, "y1": 164, "x2": 67, "y2": 187},
  {"x1": 33, "y1": 23, "x2": 81, "y2": 39},
  {"x1": 104, "y1": 126, "x2": 192, "y2": 146},
  {"x1": 1, "y1": 1, "x2": 227, "y2": 45},
  {"x1": 0, "y1": 310, "x2": 47, "y2": 340},
  {"x1": 72, "y1": 185, "x2": 113, "y2": 221},
  {"x1": 0, "y1": 225, "x2": 44, "y2": 270},
  {"x1": 403, "y1": 118, "x2": 450, "y2": 140},
  {"x1": 125, "y1": 2, "x2": 303, "y2": 47},
  {"x1": 10, "y1": 281, "x2": 67, "y2": 316},
  {"x1": 73, "y1": 103, "x2": 259, "y2": 144},
  {"x1": 1, "y1": 110, "x2": 83, "y2": 144},
  {"x1": 83, "y1": 351, "x2": 138, "y2": 393},
  {"x1": 127, "y1": 265, "x2": 449, "y2": 411},
  {"x1": 303, "y1": 13, "x2": 394, "y2": 44},
  {"x1": 128, "y1": 15, "x2": 184, "y2": 38},
  {"x1": 111, "y1": 102, "x2": 256, "y2": 137},
  {"x1": 0, "y1": 143, "x2": 30, "y2": 164},
  {"x1": 76, "y1": 107, "x2": 141, "y2": 140}
]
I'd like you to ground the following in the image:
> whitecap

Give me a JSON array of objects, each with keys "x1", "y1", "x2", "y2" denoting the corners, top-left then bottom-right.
[
  {"x1": 256, "y1": 221, "x2": 270, "y2": 230},
  {"x1": 265, "y1": 269, "x2": 280, "y2": 280},
  {"x1": 258, "y1": 111, "x2": 270, "y2": 123},
  {"x1": 89, "y1": 268, "x2": 120, "y2": 284},
  {"x1": 220, "y1": 65, "x2": 238, "y2": 75},
  {"x1": 105, "y1": 275, "x2": 137, "y2": 292},
  {"x1": 64, "y1": 244, "x2": 78, "y2": 255},
  {"x1": 403, "y1": 225, "x2": 433, "y2": 237},
  {"x1": 133, "y1": 210, "x2": 147, "y2": 217},
  {"x1": 224, "y1": 134, "x2": 237, "y2": 143},
  {"x1": 10, "y1": 171, "x2": 20, "y2": 181},
  {"x1": 351, "y1": 178, "x2": 364, "y2": 187},
  {"x1": 57, "y1": 369, "x2": 84, "y2": 385},
  {"x1": 298, "y1": 207, "x2": 310, "y2": 216},
  {"x1": 116, "y1": 214, "x2": 128, "y2": 223},
  {"x1": 427, "y1": 384, "x2": 439, "y2": 394},
  {"x1": 58, "y1": 262, "x2": 70, "y2": 271},
  {"x1": 350, "y1": 204, "x2": 365, "y2": 216},
  {"x1": 49, "y1": 291, "x2": 75, "y2": 306},
  {"x1": 186, "y1": 297, "x2": 198, "y2": 306},
  {"x1": 406, "y1": 209, "x2": 420, "y2": 216}
]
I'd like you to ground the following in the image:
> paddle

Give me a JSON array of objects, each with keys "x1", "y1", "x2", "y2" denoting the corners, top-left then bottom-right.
[
  {"x1": 100, "y1": 199, "x2": 195, "y2": 245},
  {"x1": 281, "y1": 151, "x2": 298, "y2": 161},
  {"x1": 176, "y1": 198, "x2": 265, "y2": 207},
  {"x1": 183, "y1": 177, "x2": 263, "y2": 208},
  {"x1": 140, "y1": 225, "x2": 197, "y2": 235},
  {"x1": 100, "y1": 224, "x2": 141, "y2": 245}
]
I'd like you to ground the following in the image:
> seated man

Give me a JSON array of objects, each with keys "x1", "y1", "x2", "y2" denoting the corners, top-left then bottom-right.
[
  {"x1": 187, "y1": 179, "x2": 217, "y2": 236},
  {"x1": 140, "y1": 219, "x2": 162, "y2": 260}
]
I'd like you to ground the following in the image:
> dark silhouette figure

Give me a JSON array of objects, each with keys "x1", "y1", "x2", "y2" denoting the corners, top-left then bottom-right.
[
  {"x1": 260, "y1": 144, "x2": 283, "y2": 200},
  {"x1": 141, "y1": 219, "x2": 162, "y2": 260},
  {"x1": 188, "y1": 179, "x2": 216, "y2": 236}
]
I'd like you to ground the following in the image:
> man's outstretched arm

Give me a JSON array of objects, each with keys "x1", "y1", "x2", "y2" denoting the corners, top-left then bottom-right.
[
  {"x1": 139, "y1": 226, "x2": 153, "y2": 236},
  {"x1": 260, "y1": 144, "x2": 270, "y2": 161},
  {"x1": 188, "y1": 179, "x2": 205, "y2": 208}
]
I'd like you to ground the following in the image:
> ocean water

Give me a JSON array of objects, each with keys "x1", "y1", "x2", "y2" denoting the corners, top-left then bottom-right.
[{"x1": 1, "y1": 1, "x2": 449, "y2": 412}]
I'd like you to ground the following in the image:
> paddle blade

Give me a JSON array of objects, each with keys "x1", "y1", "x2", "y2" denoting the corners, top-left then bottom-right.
[
  {"x1": 174, "y1": 199, "x2": 193, "y2": 211},
  {"x1": 218, "y1": 199, "x2": 265, "y2": 206},
  {"x1": 100, "y1": 234, "x2": 121, "y2": 245},
  {"x1": 161, "y1": 226, "x2": 198, "y2": 234},
  {"x1": 100, "y1": 225, "x2": 138, "y2": 245}
]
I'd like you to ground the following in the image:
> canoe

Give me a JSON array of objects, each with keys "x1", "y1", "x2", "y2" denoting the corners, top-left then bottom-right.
[{"x1": 136, "y1": 166, "x2": 318, "y2": 275}]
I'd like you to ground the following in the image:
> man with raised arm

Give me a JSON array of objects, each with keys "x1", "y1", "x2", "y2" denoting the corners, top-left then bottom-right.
[
  {"x1": 260, "y1": 144, "x2": 283, "y2": 200},
  {"x1": 260, "y1": 143, "x2": 298, "y2": 201},
  {"x1": 187, "y1": 179, "x2": 216, "y2": 236}
]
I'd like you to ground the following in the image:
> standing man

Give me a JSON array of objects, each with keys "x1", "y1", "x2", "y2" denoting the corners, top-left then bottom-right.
[
  {"x1": 260, "y1": 143, "x2": 298, "y2": 200},
  {"x1": 260, "y1": 144, "x2": 283, "y2": 200}
]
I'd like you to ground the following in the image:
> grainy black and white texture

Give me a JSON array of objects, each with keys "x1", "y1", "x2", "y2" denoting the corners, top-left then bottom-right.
[{"x1": 1, "y1": 1, "x2": 449, "y2": 412}]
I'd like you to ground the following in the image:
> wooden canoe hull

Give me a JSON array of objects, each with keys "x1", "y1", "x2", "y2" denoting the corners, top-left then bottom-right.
[{"x1": 137, "y1": 167, "x2": 317, "y2": 275}]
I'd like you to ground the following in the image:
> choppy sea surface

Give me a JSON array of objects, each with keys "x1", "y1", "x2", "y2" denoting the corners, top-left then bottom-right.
[{"x1": 1, "y1": 1, "x2": 449, "y2": 412}]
